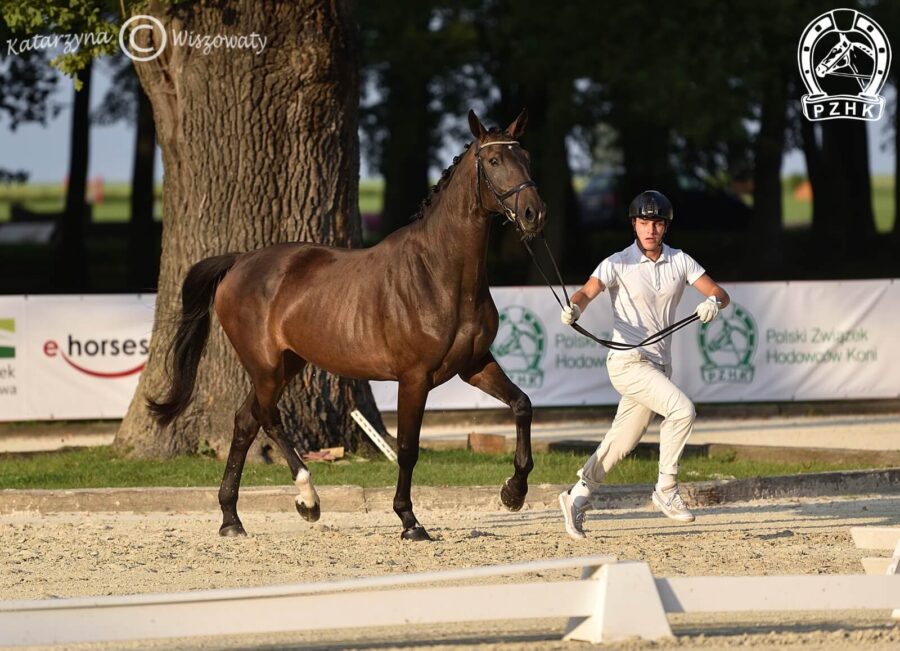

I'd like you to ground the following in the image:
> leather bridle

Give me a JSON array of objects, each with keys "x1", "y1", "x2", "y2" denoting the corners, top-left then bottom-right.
[{"x1": 474, "y1": 139, "x2": 537, "y2": 233}]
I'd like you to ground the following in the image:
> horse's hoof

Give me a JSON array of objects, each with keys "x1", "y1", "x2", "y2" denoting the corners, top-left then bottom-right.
[
  {"x1": 219, "y1": 523, "x2": 247, "y2": 537},
  {"x1": 500, "y1": 480, "x2": 526, "y2": 511},
  {"x1": 295, "y1": 500, "x2": 321, "y2": 523},
  {"x1": 400, "y1": 525, "x2": 432, "y2": 541}
]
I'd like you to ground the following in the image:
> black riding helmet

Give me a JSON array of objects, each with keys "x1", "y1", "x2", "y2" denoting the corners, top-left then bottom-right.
[{"x1": 628, "y1": 190, "x2": 673, "y2": 222}]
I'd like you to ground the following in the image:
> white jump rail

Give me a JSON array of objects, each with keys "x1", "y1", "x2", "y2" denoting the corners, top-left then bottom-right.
[
  {"x1": 2, "y1": 555, "x2": 899, "y2": 647},
  {"x1": 850, "y1": 525, "x2": 900, "y2": 618}
]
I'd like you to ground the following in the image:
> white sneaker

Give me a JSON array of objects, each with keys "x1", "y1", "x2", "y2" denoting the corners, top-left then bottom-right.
[
  {"x1": 559, "y1": 490, "x2": 588, "y2": 540},
  {"x1": 651, "y1": 484, "x2": 695, "y2": 522}
]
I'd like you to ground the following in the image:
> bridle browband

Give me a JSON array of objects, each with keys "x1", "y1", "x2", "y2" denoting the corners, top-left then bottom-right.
[{"x1": 474, "y1": 139, "x2": 537, "y2": 232}]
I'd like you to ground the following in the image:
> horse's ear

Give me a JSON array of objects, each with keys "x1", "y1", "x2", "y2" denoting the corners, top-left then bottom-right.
[
  {"x1": 506, "y1": 108, "x2": 528, "y2": 139},
  {"x1": 468, "y1": 109, "x2": 487, "y2": 140}
]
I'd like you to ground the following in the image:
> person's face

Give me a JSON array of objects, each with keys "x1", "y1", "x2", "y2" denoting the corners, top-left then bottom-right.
[{"x1": 632, "y1": 217, "x2": 667, "y2": 250}]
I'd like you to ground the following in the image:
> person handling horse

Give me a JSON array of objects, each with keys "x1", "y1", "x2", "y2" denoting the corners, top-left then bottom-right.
[{"x1": 558, "y1": 190, "x2": 729, "y2": 540}]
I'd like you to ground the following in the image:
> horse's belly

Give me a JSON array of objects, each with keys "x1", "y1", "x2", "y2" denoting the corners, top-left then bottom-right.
[{"x1": 290, "y1": 342, "x2": 397, "y2": 382}]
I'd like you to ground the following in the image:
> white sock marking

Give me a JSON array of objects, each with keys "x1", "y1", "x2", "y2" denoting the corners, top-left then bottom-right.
[{"x1": 294, "y1": 468, "x2": 319, "y2": 508}]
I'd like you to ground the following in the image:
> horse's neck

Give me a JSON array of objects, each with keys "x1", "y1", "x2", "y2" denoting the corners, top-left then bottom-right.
[{"x1": 415, "y1": 166, "x2": 492, "y2": 292}]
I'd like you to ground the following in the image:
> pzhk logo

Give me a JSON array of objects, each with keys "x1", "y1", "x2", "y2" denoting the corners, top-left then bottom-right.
[
  {"x1": 698, "y1": 303, "x2": 757, "y2": 385},
  {"x1": 0, "y1": 318, "x2": 14, "y2": 358},
  {"x1": 798, "y1": 9, "x2": 891, "y2": 121},
  {"x1": 491, "y1": 306, "x2": 545, "y2": 388}
]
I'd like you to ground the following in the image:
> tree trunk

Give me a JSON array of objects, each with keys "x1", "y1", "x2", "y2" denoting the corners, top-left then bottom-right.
[
  {"x1": 115, "y1": 0, "x2": 387, "y2": 460},
  {"x1": 618, "y1": 118, "x2": 675, "y2": 203},
  {"x1": 492, "y1": 81, "x2": 578, "y2": 284},
  {"x1": 800, "y1": 120, "x2": 828, "y2": 235},
  {"x1": 748, "y1": 75, "x2": 787, "y2": 277},
  {"x1": 527, "y1": 89, "x2": 578, "y2": 283},
  {"x1": 814, "y1": 120, "x2": 875, "y2": 260},
  {"x1": 380, "y1": 68, "x2": 431, "y2": 234},
  {"x1": 127, "y1": 85, "x2": 158, "y2": 291},
  {"x1": 53, "y1": 61, "x2": 91, "y2": 291}
]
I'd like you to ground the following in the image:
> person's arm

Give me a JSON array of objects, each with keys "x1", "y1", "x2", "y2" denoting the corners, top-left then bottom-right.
[
  {"x1": 571, "y1": 276, "x2": 605, "y2": 311},
  {"x1": 691, "y1": 274, "x2": 729, "y2": 323},
  {"x1": 561, "y1": 276, "x2": 605, "y2": 324}
]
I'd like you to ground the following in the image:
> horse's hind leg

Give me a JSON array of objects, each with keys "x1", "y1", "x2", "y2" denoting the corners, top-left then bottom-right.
[
  {"x1": 460, "y1": 354, "x2": 533, "y2": 511},
  {"x1": 255, "y1": 353, "x2": 321, "y2": 523},
  {"x1": 394, "y1": 377, "x2": 431, "y2": 541},
  {"x1": 219, "y1": 390, "x2": 260, "y2": 536},
  {"x1": 265, "y1": 429, "x2": 321, "y2": 523}
]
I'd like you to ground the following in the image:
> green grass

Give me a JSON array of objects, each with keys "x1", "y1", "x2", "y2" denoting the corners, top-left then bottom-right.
[
  {"x1": 783, "y1": 174, "x2": 894, "y2": 233},
  {"x1": 359, "y1": 178, "x2": 383, "y2": 216},
  {"x1": 0, "y1": 446, "x2": 890, "y2": 490},
  {"x1": 0, "y1": 181, "x2": 385, "y2": 223}
]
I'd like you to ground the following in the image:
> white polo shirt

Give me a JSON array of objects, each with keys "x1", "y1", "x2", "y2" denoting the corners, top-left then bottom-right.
[{"x1": 592, "y1": 241, "x2": 705, "y2": 366}]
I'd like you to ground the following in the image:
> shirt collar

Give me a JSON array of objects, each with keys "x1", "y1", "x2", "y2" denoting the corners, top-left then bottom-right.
[{"x1": 630, "y1": 241, "x2": 668, "y2": 264}]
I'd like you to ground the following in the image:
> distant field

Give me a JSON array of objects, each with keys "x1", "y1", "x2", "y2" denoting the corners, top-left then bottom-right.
[
  {"x1": 0, "y1": 177, "x2": 892, "y2": 232},
  {"x1": 782, "y1": 174, "x2": 894, "y2": 232},
  {"x1": 0, "y1": 180, "x2": 384, "y2": 222}
]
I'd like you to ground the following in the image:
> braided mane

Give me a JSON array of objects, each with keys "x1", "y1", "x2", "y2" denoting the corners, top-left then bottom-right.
[{"x1": 411, "y1": 127, "x2": 509, "y2": 221}]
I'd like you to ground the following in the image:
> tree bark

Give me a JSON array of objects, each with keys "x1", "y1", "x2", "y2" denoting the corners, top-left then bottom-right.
[
  {"x1": 748, "y1": 75, "x2": 787, "y2": 277},
  {"x1": 800, "y1": 120, "x2": 828, "y2": 235},
  {"x1": 380, "y1": 67, "x2": 431, "y2": 234},
  {"x1": 53, "y1": 61, "x2": 91, "y2": 292},
  {"x1": 617, "y1": 118, "x2": 675, "y2": 203},
  {"x1": 115, "y1": 0, "x2": 387, "y2": 459},
  {"x1": 127, "y1": 85, "x2": 158, "y2": 291},
  {"x1": 813, "y1": 120, "x2": 875, "y2": 260}
]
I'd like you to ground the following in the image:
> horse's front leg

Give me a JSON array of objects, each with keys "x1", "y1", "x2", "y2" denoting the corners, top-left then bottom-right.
[
  {"x1": 459, "y1": 353, "x2": 533, "y2": 511},
  {"x1": 394, "y1": 376, "x2": 431, "y2": 541}
]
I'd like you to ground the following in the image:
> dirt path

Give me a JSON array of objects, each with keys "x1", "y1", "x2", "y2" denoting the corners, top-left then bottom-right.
[{"x1": 2, "y1": 494, "x2": 899, "y2": 649}]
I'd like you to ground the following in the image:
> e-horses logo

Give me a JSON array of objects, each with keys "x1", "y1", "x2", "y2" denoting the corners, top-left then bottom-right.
[
  {"x1": 491, "y1": 306, "x2": 545, "y2": 389},
  {"x1": 44, "y1": 334, "x2": 148, "y2": 378},
  {"x1": 798, "y1": 8, "x2": 891, "y2": 121},
  {"x1": 698, "y1": 304, "x2": 757, "y2": 385}
]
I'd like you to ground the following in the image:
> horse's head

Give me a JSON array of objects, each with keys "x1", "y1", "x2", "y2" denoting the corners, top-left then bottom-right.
[
  {"x1": 468, "y1": 109, "x2": 546, "y2": 240},
  {"x1": 816, "y1": 33, "x2": 852, "y2": 78}
]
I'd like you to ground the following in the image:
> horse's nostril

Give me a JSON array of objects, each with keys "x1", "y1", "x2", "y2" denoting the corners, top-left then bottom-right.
[{"x1": 525, "y1": 208, "x2": 535, "y2": 223}]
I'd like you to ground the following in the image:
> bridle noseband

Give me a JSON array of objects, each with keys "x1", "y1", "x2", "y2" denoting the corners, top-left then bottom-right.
[{"x1": 474, "y1": 140, "x2": 537, "y2": 231}]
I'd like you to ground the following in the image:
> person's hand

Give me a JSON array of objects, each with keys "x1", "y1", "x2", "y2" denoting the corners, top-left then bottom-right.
[
  {"x1": 695, "y1": 296, "x2": 721, "y2": 324},
  {"x1": 561, "y1": 303, "x2": 582, "y2": 325}
]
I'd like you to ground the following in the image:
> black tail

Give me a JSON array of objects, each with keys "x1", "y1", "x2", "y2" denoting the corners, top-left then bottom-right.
[{"x1": 147, "y1": 253, "x2": 239, "y2": 427}]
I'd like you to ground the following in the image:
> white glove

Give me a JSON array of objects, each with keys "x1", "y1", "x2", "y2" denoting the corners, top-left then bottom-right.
[
  {"x1": 561, "y1": 303, "x2": 582, "y2": 325},
  {"x1": 695, "y1": 296, "x2": 721, "y2": 324}
]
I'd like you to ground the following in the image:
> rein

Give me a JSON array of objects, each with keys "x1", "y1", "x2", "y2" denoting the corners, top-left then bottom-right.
[
  {"x1": 473, "y1": 138, "x2": 698, "y2": 351},
  {"x1": 522, "y1": 236, "x2": 699, "y2": 351}
]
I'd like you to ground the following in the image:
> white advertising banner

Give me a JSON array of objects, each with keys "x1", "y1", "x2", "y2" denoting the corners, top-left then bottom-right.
[
  {"x1": 0, "y1": 296, "x2": 28, "y2": 421},
  {"x1": 668, "y1": 279, "x2": 900, "y2": 403},
  {"x1": 0, "y1": 295, "x2": 155, "y2": 421},
  {"x1": 0, "y1": 281, "x2": 897, "y2": 421},
  {"x1": 372, "y1": 280, "x2": 900, "y2": 410}
]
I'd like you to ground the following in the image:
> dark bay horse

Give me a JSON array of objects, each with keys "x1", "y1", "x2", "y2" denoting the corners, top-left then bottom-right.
[{"x1": 148, "y1": 110, "x2": 546, "y2": 541}]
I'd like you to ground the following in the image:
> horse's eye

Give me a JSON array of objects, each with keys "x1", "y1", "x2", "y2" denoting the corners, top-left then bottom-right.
[{"x1": 490, "y1": 157, "x2": 499, "y2": 166}]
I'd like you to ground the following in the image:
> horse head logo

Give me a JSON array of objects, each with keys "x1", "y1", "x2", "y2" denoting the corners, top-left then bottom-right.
[
  {"x1": 491, "y1": 306, "x2": 546, "y2": 389},
  {"x1": 798, "y1": 9, "x2": 891, "y2": 121},
  {"x1": 698, "y1": 303, "x2": 757, "y2": 385}
]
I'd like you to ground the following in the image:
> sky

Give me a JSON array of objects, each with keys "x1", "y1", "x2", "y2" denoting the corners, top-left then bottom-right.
[{"x1": 0, "y1": 64, "x2": 895, "y2": 185}]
